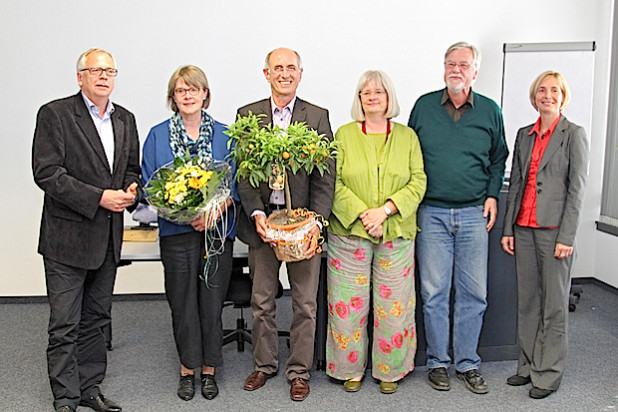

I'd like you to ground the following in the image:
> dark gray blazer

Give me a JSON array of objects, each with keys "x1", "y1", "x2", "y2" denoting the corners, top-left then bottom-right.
[
  {"x1": 235, "y1": 98, "x2": 335, "y2": 247},
  {"x1": 502, "y1": 116, "x2": 589, "y2": 245},
  {"x1": 32, "y1": 92, "x2": 141, "y2": 269}
]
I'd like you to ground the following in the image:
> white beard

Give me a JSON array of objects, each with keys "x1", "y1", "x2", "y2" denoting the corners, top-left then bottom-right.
[{"x1": 446, "y1": 78, "x2": 465, "y2": 93}]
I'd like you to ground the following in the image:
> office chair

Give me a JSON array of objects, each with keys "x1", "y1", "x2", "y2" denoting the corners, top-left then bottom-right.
[
  {"x1": 223, "y1": 263, "x2": 253, "y2": 351},
  {"x1": 223, "y1": 262, "x2": 290, "y2": 351}
]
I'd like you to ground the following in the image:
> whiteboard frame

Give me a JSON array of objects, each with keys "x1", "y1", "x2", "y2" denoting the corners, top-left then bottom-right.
[{"x1": 500, "y1": 42, "x2": 596, "y2": 175}]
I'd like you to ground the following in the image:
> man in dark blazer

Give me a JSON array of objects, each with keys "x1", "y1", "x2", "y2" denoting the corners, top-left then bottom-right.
[
  {"x1": 238, "y1": 48, "x2": 335, "y2": 401},
  {"x1": 32, "y1": 49, "x2": 141, "y2": 412}
]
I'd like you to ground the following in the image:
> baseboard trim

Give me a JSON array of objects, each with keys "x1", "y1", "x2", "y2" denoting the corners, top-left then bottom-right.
[
  {"x1": 0, "y1": 293, "x2": 167, "y2": 304},
  {"x1": 414, "y1": 344, "x2": 519, "y2": 366},
  {"x1": 572, "y1": 277, "x2": 618, "y2": 294},
  {"x1": 1, "y1": 279, "x2": 613, "y2": 303}
]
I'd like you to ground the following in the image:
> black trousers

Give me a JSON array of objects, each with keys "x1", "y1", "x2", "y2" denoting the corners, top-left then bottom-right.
[
  {"x1": 44, "y1": 241, "x2": 117, "y2": 411},
  {"x1": 160, "y1": 232, "x2": 234, "y2": 369}
]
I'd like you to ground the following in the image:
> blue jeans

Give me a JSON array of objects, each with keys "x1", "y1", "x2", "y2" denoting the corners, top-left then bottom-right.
[{"x1": 417, "y1": 204, "x2": 488, "y2": 372}]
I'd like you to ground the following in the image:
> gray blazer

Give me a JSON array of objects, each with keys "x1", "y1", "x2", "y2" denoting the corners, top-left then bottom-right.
[
  {"x1": 32, "y1": 92, "x2": 141, "y2": 269},
  {"x1": 502, "y1": 116, "x2": 589, "y2": 245},
  {"x1": 235, "y1": 98, "x2": 335, "y2": 247}
]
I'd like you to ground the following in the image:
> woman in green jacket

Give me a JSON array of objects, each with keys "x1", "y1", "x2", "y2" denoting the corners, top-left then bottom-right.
[{"x1": 325, "y1": 70, "x2": 426, "y2": 394}]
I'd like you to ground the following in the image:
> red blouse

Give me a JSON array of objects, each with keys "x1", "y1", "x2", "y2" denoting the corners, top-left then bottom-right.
[{"x1": 516, "y1": 116, "x2": 561, "y2": 228}]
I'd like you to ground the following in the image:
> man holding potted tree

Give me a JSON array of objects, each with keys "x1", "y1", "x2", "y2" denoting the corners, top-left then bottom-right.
[{"x1": 236, "y1": 47, "x2": 335, "y2": 402}]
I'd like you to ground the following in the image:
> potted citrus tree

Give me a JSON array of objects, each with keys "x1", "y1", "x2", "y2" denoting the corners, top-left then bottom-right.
[{"x1": 226, "y1": 112, "x2": 337, "y2": 261}]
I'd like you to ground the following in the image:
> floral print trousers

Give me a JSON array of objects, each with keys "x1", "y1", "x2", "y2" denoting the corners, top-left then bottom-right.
[{"x1": 325, "y1": 233, "x2": 417, "y2": 382}]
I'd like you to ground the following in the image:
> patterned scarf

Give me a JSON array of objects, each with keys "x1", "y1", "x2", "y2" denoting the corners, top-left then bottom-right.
[{"x1": 169, "y1": 109, "x2": 214, "y2": 166}]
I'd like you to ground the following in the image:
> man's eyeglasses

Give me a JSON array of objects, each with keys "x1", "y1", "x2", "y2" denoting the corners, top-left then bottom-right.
[
  {"x1": 174, "y1": 87, "x2": 202, "y2": 97},
  {"x1": 80, "y1": 67, "x2": 118, "y2": 77},
  {"x1": 271, "y1": 65, "x2": 298, "y2": 74},
  {"x1": 445, "y1": 61, "x2": 473, "y2": 71}
]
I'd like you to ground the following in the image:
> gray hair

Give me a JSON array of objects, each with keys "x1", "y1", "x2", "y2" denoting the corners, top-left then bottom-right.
[
  {"x1": 350, "y1": 70, "x2": 400, "y2": 121},
  {"x1": 263, "y1": 48, "x2": 303, "y2": 71},
  {"x1": 444, "y1": 41, "x2": 481, "y2": 70},
  {"x1": 76, "y1": 48, "x2": 116, "y2": 72}
]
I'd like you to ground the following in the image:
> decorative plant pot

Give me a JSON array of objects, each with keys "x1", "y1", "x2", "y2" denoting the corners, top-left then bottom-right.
[{"x1": 265, "y1": 209, "x2": 319, "y2": 262}]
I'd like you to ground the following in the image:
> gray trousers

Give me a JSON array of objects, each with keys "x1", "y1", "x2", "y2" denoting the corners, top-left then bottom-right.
[
  {"x1": 248, "y1": 241, "x2": 321, "y2": 380},
  {"x1": 514, "y1": 225, "x2": 574, "y2": 390}
]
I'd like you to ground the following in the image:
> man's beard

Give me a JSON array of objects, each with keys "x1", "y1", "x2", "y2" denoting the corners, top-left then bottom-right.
[{"x1": 446, "y1": 76, "x2": 465, "y2": 93}]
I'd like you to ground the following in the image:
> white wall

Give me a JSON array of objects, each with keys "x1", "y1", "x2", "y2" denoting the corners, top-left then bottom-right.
[{"x1": 1, "y1": 0, "x2": 615, "y2": 296}]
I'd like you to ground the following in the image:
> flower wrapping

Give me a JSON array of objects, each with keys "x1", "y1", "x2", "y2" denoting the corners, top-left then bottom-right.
[{"x1": 144, "y1": 154, "x2": 232, "y2": 225}]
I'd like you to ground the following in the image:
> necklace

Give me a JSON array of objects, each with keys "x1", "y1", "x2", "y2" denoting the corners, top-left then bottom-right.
[{"x1": 361, "y1": 120, "x2": 391, "y2": 143}]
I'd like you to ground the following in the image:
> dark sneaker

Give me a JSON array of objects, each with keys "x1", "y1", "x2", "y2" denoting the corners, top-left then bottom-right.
[
  {"x1": 428, "y1": 367, "x2": 450, "y2": 391},
  {"x1": 456, "y1": 369, "x2": 488, "y2": 394}
]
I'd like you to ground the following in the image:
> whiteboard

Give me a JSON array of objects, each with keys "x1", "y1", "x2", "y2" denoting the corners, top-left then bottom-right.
[{"x1": 501, "y1": 42, "x2": 595, "y2": 175}]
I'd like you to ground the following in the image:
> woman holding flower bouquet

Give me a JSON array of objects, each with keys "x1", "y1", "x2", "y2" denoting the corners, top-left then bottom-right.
[
  {"x1": 326, "y1": 70, "x2": 426, "y2": 394},
  {"x1": 142, "y1": 65, "x2": 237, "y2": 401}
]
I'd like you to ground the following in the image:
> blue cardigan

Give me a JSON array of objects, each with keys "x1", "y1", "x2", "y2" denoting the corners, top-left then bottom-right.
[{"x1": 141, "y1": 119, "x2": 238, "y2": 239}]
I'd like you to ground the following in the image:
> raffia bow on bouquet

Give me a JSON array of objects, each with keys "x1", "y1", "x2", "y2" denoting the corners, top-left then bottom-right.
[
  {"x1": 226, "y1": 112, "x2": 337, "y2": 262},
  {"x1": 144, "y1": 152, "x2": 233, "y2": 282}
]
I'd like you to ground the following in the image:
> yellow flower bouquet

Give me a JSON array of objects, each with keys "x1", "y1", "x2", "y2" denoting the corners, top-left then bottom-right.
[{"x1": 144, "y1": 153, "x2": 232, "y2": 225}]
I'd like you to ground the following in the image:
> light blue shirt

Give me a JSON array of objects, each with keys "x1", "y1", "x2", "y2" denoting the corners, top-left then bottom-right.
[{"x1": 82, "y1": 92, "x2": 115, "y2": 170}]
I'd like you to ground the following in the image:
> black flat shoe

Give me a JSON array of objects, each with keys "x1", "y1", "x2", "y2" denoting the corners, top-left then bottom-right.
[
  {"x1": 506, "y1": 374, "x2": 531, "y2": 386},
  {"x1": 201, "y1": 374, "x2": 219, "y2": 400},
  {"x1": 529, "y1": 386, "x2": 555, "y2": 399},
  {"x1": 177, "y1": 374, "x2": 195, "y2": 401},
  {"x1": 79, "y1": 394, "x2": 122, "y2": 412}
]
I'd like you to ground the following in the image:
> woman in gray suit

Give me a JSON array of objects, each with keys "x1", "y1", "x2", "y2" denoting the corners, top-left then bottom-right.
[{"x1": 501, "y1": 71, "x2": 589, "y2": 399}]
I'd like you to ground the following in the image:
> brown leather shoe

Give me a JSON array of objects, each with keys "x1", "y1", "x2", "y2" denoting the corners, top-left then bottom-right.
[
  {"x1": 243, "y1": 371, "x2": 275, "y2": 391},
  {"x1": 290, "y1": 378, "x2": 310, "y2": 401}
]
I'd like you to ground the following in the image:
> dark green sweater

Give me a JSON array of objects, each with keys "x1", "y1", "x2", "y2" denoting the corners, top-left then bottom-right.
[{"x1": 408, "y1": 89, "x2": 508, "y2": 208}]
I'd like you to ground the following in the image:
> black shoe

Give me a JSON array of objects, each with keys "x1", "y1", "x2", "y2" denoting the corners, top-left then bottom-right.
[
  {"x1": 428, "y1": 367, "x2": 450, "y2": 391},
  {"x1": 506, "y1": 374, "x2": 531, "y2": 386},
  {"x1": 177, "y1": 374, "x2": 195, "y2": 401},
  {"x1": 79, "y1": 394, "x2": 122, "y2": 412},
  {"x1": 56, "y1": 406, "x2": 75, "y2": 412},
  {"x1": 201, "y1": 374, "x2": 219, "y2": 400},
  {"x1": 529, "y1": 386, "x2": 555, "y2": 399},
  {"x1": 456, "y1": 369, "x2": 488, "y2": 394}
]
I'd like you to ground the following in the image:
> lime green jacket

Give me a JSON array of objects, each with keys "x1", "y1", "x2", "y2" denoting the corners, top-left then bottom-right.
[{"x1": 328, "y1": 122, "x2": 426, "y2": 243}]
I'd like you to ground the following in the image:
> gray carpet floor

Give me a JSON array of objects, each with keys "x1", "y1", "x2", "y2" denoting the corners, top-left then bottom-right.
[{"x1": 1, "y1": 282, "x2": 617, "y2": 411}]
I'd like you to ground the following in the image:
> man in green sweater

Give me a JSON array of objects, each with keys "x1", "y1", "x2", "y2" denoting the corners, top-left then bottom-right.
[{"x1": 408, "y1": 41, "x2": 508, "y2": 395}]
